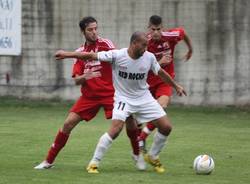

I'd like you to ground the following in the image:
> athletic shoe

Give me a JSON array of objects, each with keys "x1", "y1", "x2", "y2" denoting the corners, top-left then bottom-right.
[
  {"x1": 132, "y1": 153, "x2": 146, "y2": 171},
  {"x1": 34, "y1": 160, "x2": 54, "y2": 169},
  {"x1": 86, "y1": 163, "x2": 99, "y2": 174},
  {"x1": 144, "y1": 154, "x2": 165, "y2": 173}
]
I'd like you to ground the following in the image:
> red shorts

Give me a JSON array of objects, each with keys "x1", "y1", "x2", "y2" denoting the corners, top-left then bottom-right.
[
  {"x1": 70, "y1": 95, "x2": 114, "y2": 121},
  {"x1": 149, "y1": 82, "x2": 173, "y2": 99}
]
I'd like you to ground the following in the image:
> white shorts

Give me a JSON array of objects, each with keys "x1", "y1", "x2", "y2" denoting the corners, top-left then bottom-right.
[{"x1": 112, "y1": 96, "x2": 166, "y2": 124}]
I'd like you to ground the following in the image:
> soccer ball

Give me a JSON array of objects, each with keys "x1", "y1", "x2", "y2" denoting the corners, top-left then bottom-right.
[{"x1": 193, "y1": 154, "x2": 215, "y2": 174}]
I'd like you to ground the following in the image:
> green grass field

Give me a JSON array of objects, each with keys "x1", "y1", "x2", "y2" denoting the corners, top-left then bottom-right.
[{"x1": 0, "y1": 97, "x2": 249, "y2": 184}]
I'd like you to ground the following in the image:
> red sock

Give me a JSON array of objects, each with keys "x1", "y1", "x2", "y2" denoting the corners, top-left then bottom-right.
[
  {"x1": 46, "y1": 130, "x2": 69, "y2": 164},
  {"x1": 139, "y1": 122, "x2": 156, "y2": 141},
  {"x1": 126, "y1": 128, "x2": 140, "y2": 155},
  {"x1": 147, "y1": 122, "x2": 156, "y2": 131}
]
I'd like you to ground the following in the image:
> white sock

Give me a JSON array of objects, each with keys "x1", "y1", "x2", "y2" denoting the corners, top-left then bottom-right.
[
  {"x1": 89, "y1": 132, "x2": 113, "y2": 166},
  {"x1": 148, "y1": 131, "x2": 167, "y2": 160}
]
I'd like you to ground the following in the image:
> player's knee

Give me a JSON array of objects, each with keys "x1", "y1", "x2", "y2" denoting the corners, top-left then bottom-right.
[
  {"x1": 161, "y1": 103, "x2": 168, "y2": 109},
  {"x1": 166, "y1": 124, "x2": 172, "y2": 135},
  {"x1": 157, "y1": 96, "x2": 171, "y2": 108},
  {"x1": 167, "y1": 124, "x2": 172, "y2": 134},
  {"x1": 62, "y1": 121, "x2": 77, "y2": 134},
  {"x1": 160, "y1": 123, "x2": 172, "y2": 136},
  {"x1": 112, "y1": 131, "x2": 121, "y2": 139},
  {"x1": 62, "y1": 124, "x2": 72, "y2": 134},
  {"x1": 109, "y1": 123, "x2": 124, "y2": 139}
]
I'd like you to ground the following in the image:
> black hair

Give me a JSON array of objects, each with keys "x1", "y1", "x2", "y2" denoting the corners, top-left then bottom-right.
[
  {"x1": 79, "y1": 16, "x2": 97, "y2": 32},
  {"x1": 149, "y1": 15, "x2": 162, "y2": 26}
]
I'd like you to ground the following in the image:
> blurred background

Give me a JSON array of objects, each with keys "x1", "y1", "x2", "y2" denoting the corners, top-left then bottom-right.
[{"x1": 0, "y1": 0, "x2": 249, "y2": 106}]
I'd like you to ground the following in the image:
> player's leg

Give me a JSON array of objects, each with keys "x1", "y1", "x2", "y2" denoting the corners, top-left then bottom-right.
[
  {"x1": 125, "y1": 116, "x2": 140, "y2": 156},
  {"x1": 125, "y1": 116, "x2": 146, "y2": 170},
  {"x1": 138, "y1": 121, "x2": 155, "y2": 146},
  {"x1": 135, "y1": 98, "x2": 169, "y2": 173},
  {"x1": 87, "y1": 98, "x2": 130, "y2": 173},
  {"x1": 139, "y1": 84, "x2": 172, "y2": 144},
  {"x1": 97, "y1": 98, "x2": 140, "y2": 170},
  {"x1": 149, "y1": 115, "x2": 172, "y2": 157},
  {"x1": 103, "y1": 97, "x2": 137, "y2": 148},
  {"x1": 140, "y1": 95, "x2": 170, "y2": 139},
  {"x1": 35, "y1": 96, "x2": 99, "y2": 169},
  {"x1": 87, "y1": 119, "x2": 125, "y2": 173},
  {"x1": 145, "y1": 115, "x2": 172, "y2": 173},
  {"x1": 45, "y1": 112, "x2": 82, "y2": 164},
  {"x1": 34, "y1": 112, "x2": 82, "y2": 169},
  {"x1": 157, "y1": 95, "x2": 171, "y2": 108}
]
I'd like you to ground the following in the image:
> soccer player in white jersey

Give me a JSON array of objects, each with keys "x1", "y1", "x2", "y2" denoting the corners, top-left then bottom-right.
[{"x1": 55, "y1": 31, "x2": 186, "y2": 173}]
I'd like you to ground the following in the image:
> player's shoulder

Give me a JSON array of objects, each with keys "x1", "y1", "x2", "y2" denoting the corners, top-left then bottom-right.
[
  {"x1": 167, "y1": 27, "x2": 185, "y2": 32},
  {"x1": 75, "y1": 44, "x2": 85, "y2": 52},
  {"x1": 162, "y1": 27, "x2": 185, "y2": 37},
  {"x1": 112, "y1": 48, "x2": 127, "y2": 58},
  {"x1": 97, "y1": 37, "x2": 115, "y2": 49},
  {"x1": 144, "y1": 50, "x2": 155, "y2": 58}
]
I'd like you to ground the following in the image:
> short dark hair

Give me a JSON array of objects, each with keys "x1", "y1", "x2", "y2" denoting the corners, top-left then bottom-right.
[
  {"x1": 79, "y1": 16, "x2": 97, "y2": 32},
  {"x1": 130, "y1": 31, "x2": 146, "y2": 44},
  {"x1": 149, "y1": 15, "x2": 162, "y2": 26}
]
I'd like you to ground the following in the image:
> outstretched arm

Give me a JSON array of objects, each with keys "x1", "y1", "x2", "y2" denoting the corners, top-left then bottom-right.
[
  {"x1": 55, "y1": 50, "x2": 98, "y2": 61},
  {"x1": 183, "y1": 33, "x2": 193, "y2": 61},
  {"x1": 158, "y1": 68, "x2": 187, "y2": 96}
]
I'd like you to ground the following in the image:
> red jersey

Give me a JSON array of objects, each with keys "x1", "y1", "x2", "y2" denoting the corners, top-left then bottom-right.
[
  {"x1": 147, "y1": 27, "x2": 185, "y2": 87},
  {"x1": 72, "y1": 37, "x2": 115, "y2": 98}
]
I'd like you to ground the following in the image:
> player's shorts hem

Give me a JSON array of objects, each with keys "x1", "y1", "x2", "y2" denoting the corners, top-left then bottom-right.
[
  {"x1": 136, "y1": 114, "x2": 166, "y2": 124},
  {"x1": 112, "y1": 114, "x2": 127, "y2": 122},
  {"x1": 69, "y1": 110, "x2": 92, "y2": 122}
]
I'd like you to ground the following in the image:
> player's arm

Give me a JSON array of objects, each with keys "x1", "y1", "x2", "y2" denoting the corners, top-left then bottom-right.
[
  {"x1": 73, "y1": 69, "x2": 101, "y2": 85},
  {"x1": 158, "y1": 68, "x2": 187, "y2": 96},
  {"x1": 55, "y1": 50, "x2": 98, "y2": 61},
  {"x1": 183, "y1": 33, "x2": 193, "y2": 61},
  {"x1": 73, "y1": 74, "x2": 87, "y2": 85},
  {"x1": 158, "y1": 54, "x2": 171, "y2": 67}
]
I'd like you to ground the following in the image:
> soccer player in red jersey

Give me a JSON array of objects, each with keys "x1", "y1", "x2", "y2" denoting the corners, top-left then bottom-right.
[
  {"x1": 138, "y1": 15, "x2": 193, "y2": 149},
  {"x1": 34, "y1": 16, "x2": 141, "y2": 169}
]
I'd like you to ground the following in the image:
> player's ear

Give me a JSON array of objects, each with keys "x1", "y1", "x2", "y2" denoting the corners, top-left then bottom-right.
[{"x1": 81, "y1": 29, "x2": 86, "y2": 35}]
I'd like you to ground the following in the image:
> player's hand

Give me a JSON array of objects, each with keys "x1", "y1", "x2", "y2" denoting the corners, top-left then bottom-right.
[
  {"x1": 83, "y1": 67, "x2": 102, "y2": 80},
  {"x1": 175, "y1": 84, "x2": 187, "y2": 96},
  {"x1": 159, "y1": 55, "x2": 171, "y2": 67},
  {"x1": 183, "y1": 49, "x2": 193, "y2": 62},
  {"x1": 55, "y1": 50, "x2": 67, "y2": 60}
]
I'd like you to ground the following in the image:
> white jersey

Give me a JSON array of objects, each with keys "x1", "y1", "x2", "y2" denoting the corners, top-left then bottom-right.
[{"x1": 97, "y1": 48, "x2": 161, "y2": 103}]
